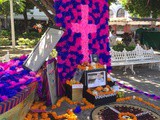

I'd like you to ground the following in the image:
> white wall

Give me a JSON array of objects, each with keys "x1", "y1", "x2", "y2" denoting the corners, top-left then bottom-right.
[{"x1": 109, "y1": 2, "x2": 130, "y2": 18}]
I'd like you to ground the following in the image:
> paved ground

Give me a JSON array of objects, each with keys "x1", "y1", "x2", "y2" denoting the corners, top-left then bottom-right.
[
  {"x1": 0, "y1": 46, "x2": 32, "y2": 61},
  {"x1": 111, "y1": 65, "x2": 160, "y2": 104},
  {"x1": 1, "y1": 47, "x2": 160, "y2": 119},
  {"x1": 55, "y1": 65, "x2": 160, "y2": 120}
]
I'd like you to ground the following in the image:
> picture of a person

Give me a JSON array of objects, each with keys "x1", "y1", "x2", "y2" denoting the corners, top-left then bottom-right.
[
  {"x1": 95, "y1": 73, "x2": 104, "y2": 86},
  {"x1": 87, "y1": 71, "x2": 106, "y2": 88}
]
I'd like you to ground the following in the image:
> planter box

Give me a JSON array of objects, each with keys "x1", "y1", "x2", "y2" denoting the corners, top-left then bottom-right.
[
  {"x1": 65, "y1": 84, "x2": 83, "y2": 101},
  {"x1": 84, "y1": 91, "x2": 116, "y2": 106}
]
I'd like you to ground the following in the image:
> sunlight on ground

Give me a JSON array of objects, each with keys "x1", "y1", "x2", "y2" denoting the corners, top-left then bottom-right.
[
  {"x1": 113, "y1": 69, "x2": 160, "y2": 97},
  {"x1": 0, "y1": 46, "x2": 33, "y2": 59},
  {"x1": 128, "y1": 77, "x2": 141, "y2": 82},
  {"x1": 143, "y1": 79, "x2": 160, "y2": 86}
]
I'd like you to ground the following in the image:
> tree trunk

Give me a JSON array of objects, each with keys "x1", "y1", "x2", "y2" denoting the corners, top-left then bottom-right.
[
  {"x1": 28, "y1": 0, "x2": 55, "y2": 25},
  {"x1": 40, "y1": 0, "x2": 55, "y2": 15},
  {"x1": 23, "y1": 7, "x2": 28, "y2": 32},
  {"x1": 4, "y1": 16, "x2": 7, "y2": 29}
]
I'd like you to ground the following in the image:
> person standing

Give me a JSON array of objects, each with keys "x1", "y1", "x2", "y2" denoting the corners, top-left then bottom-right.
[{"x1": 109, "y1": 30, "x2": 117, "y2": 47}]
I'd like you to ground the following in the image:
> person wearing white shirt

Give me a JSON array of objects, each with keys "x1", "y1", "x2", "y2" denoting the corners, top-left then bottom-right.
[
  {"x1": 94, "y1": 73, "x2": 104, "y2": 86},
  {"x1": 109, "y1": 30, "x2": 117, "y2": 47}
]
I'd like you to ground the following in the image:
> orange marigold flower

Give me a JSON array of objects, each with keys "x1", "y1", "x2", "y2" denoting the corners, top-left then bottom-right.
[
  {"x1": 118, "y1": 112, "x2": 137, "y2": 120},
  {"x1": 41, "y1": 113, "x2": 48, "y2": 119},
  {"x1": 51, "y1": 112, "x2": 57, "y2": 117},
  {"x1": 32, "y1": 113, "x2": 38, "y2": 118},
  {"x1": 51, "y1": 105, "x2": 57, "y2": 109},
  {"x1": 40, "y1": 105, "x2": 47, "y2": 110},
  {"x1": 95, "y1": 86, "x2": 103, "y2": 91},
  {"x1": 107, "y1": 78, "x2": 111, "y2": 81}
]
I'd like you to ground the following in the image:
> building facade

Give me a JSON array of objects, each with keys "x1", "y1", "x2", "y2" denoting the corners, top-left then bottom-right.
[{"x1": 109, "y1": 2, "x2": 160, "y2": 34}]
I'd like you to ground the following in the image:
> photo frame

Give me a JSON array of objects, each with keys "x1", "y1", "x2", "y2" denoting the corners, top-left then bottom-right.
[
  {"x1": 85, "y1": 69, "x2": 107, "y2": 88},
  {"x1": 90, "y1": 54, "x2": 99, "y2": 63}
]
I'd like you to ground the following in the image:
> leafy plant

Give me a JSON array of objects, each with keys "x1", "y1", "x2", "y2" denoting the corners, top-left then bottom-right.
[
  {"x1": 125, "y1": 45, "x2": 135, "y2": 51},
  {"x1": 0, "y1": 30, "x2": 11, "y2": 38},
  {"x1": 0, "y1": 37, "x2": 11, "y2": 46},
  {"x1": 117, "y1": 91, "x2": 125, "y2": 98},
  {"x1": 21, "y1": 32, "x2": 42, "y2": 39},
  {"x1": 25, "y1": 38, "x2": 39, "y2": 48},
  {"x1": 17, "y1": 37, "x2": 39, "y2": 48},
  {"x1": 112, "y1": 44, "x2": 136, "y2": 51},
  {"x1": 17, "y1": 38, "x2": 29, "y2": 46},
  {"x1": 112, "y1": 44, "x2": 126, "y2": 51}
]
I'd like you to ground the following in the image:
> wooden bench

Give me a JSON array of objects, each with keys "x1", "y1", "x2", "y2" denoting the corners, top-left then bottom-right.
[{"x1": 111, "y1": 44, "x2": 160, "y2": 74}]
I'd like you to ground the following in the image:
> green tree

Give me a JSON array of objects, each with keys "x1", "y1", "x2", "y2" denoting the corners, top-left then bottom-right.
[
  {"x1": 21, "y1": 1, "x2": 34, "y2": 31},
  {"x1": 121, "y1": 0, "x2": 160, "y2": 18},
  {"x1": 109, "y1": 0, "x2": 117, "y2": 4},
  {"x1": 0, "y1": 0, "x2": 117, "y2": 28},
  {"x1": 0, "y1": 0, "x2": 25, "y2": 28},
  {"x1": 0, "y1": 0, "x2": 34, "y2": 30}
]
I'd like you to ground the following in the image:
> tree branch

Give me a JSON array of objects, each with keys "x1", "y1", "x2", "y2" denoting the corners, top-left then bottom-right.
[
  {"x1": 40, "y1": 0, "x2": 55, "y2": 15},
  {"x1": 28, "y1": 0, "x2": 55, "y2": 24}
]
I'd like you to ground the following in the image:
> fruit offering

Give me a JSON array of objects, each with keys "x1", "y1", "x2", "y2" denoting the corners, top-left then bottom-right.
[
  {"x1": 66, "y1": 79, "x2": 81, "y2": 86},
  {"x1": 87, "y1": 85, "x2": 114, "y2": 96}
]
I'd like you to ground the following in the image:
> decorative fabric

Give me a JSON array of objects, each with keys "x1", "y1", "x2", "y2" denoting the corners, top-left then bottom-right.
[{"x1": 55, "y1": 0, "x2": 111, "y2": 83}]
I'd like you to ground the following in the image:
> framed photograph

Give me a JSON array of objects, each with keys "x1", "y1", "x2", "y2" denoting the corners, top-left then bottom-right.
[
  {"x1": 85, "y1": 69, "x2": 106, "y2": 88},
  {"x1": 90, "y1": 54, "x2": 99, "y2": 63}
]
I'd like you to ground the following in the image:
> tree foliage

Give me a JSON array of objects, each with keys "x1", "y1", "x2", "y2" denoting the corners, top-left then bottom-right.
[
  {"x1": 0, "y1": 0, "x2": 117, "y2": 26},
  {"x1": 121, "y1": 0, "x2": 160, "y2": 18},
  {"x1": 0, "y1": 0, "x2": 25, "y2": 17},
  {"x1": 109, "y1": 0, "x2": 117, "y2": 4},
  {"x1": 0, "y1": 0, "x2": 34, "y2": 30}
]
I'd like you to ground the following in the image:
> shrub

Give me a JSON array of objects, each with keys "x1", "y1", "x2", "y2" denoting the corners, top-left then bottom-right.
[
  {"x1": 26, "y1": 38, "x2": 39, "y2": 48},
  {"x1": 112, "y1": 44, "x2": 126, "y2": 51},
  {"x1": 17, "y1": 38, "x2": 29, "y2": 47},
  {"x1": 0, "y1": 30, "x2": 11, "y2": 38},
  {"x1": 112, "y1": 44, "x2": 136, "y2": 51},
  {"x1": 22, "y1": 32, "x2": 42, "y2": 39},
  {"x1": 125, "y1": 45, "x2": 135, "y2": 51},
  {"x1": 17, "y1": 37, "x2": 39, "y2": 48},
  {"x1": 0, "y1": 37, "x2": 11, "y2": 46}
]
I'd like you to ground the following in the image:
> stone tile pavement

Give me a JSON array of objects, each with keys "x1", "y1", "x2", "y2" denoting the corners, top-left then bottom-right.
[{"x1": 54, "y1": 65, "x2": 160, "y2": 120}]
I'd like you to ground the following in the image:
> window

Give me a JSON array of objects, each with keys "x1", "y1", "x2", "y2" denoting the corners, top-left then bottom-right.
[
  {"x1": 117, "y1": 8, "x2": 125, "y2": 17},
  {"x1": 109, "y1": 10, "x2": 114, "y2": 18}
]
